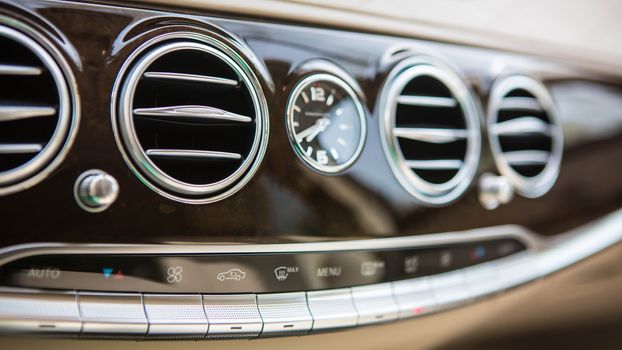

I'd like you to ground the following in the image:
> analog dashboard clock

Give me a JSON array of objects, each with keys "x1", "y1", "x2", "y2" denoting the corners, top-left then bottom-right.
[{"x1": 286, "y1": 73, "x2": 367, "y2": 173}]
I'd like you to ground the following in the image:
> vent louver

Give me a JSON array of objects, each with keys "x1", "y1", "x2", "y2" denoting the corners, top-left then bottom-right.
[
  {"x1": 114, "y1": 35, "x2": 268, "y2": 203},
  {"x1": 488, "y1": 76, "x2": 563, "y2": 198},
  {"x1": 0, "y1": 23, "x2": 77, "y2": 195},
  {"x1": 380, "y1": 57, "x2": 481, "y2": 205}
]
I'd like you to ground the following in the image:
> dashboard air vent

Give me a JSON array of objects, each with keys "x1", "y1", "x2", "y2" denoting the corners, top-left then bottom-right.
[
  {"x1": 379, "y1": 57, "x2": 481, "y2": 205},
  {"x1": 488, "y1": 76, "x2": 563, "y2": 198},
  {"x1": 0, "y1": 23, "x2": 77, "y2": 195},
  {"x1": 114, "y1": 35, "x2": 268, "y2": 203}
]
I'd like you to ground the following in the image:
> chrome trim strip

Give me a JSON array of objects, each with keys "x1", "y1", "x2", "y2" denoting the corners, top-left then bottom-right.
[
  {"x1": 498, "y1": 96, "x2": 543, "y2": 112},
  {"x1": 404, "y1": 159, "x2": 463, "y2": 170},
  {"x1": 0, "y1": 225, "x2": 541, "y2": 265},
  {"x1": 0, "y1": 143, "x2": 44, "y2": 154},
  {"x1": 0, "y1": 64, "x2": 42, "y2": 76},
  {"x1": 397, "y1": 95, "x2": 457, "y2": 108},
  {"x1": 503, "y1": 150, "x2": 550, "y2": 166},
  {"x1": 393, "y1": 127, "x2": 468, "y2": 144},
  {"x1": 0, "y1": 106, "x2": 56, "y2": 122},
  {"x1": 146, "y1": 149, "x2": 242, "y2": 160},
  {"x1": 133, "y1": 105, "x2": 252, "y2": 123},
  {"x1": 490, "y1": 116, "x2": 552, "y2": 136},
  {"x1": 143, "y1": 72, "x2": 238, "y2": 87}
]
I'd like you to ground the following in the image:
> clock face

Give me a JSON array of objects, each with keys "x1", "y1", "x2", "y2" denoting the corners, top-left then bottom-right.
[{"x1": 286, "y1": 74, "x2": 366, "y2": 173}]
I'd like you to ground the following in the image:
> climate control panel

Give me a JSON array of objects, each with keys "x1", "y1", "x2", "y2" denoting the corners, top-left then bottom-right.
[{"x1": 0, "y1": 227, "x2": 541, "y2": 338}]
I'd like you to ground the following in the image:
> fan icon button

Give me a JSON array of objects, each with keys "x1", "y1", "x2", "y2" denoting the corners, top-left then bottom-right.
[{"x1": 166, "y1": 266, "x2": 183, "y2": 283}]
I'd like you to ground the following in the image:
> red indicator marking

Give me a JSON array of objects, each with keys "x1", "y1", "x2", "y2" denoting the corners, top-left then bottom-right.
[
  {"x1": 113, "y1": 270, "x2": 124, "y2": 280},
  {"x1": 413, "y1": 307, "x2": 424, "y2": 315}
]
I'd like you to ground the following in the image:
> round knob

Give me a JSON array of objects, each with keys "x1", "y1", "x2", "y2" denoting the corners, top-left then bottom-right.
[
  {"x1": 74, "y1": 170, "x2": 119, "y2": 212},
  {"x1": 478, "y1": 173, "x2": 514, "y2": 210}
]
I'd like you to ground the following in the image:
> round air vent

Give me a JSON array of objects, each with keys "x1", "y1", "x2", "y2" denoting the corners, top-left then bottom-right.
[
  {"x1": 113, "y1": 33, "x2": 269, "y2": 204},
  {"x1": 379, "y1": 57, "x2": 481, "y2": 205},
  {"x1": 0, "y1": 21, "x2": 78, "y2": 195},
  {"x1": 487, "y1": 76, "x2": 563, "y2": 198}
]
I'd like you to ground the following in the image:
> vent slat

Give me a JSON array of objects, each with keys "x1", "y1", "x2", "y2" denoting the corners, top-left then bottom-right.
[
  {"x1": 0, "y1": 24, "x2": 74, "y2": 192},
  {"x1": 397, "y1": 95, "x2": 457, "y2": 108},
  {"x1": 0, "y1": 106, "x2": 57, "y2": 122},
  {"x1": 143, "y1": 72, "x2": 238, "y2": 87},
  {"x1": 134, "y1": 105, "x2": 252, "y2": 123},
  {"x1": 490, "y1": 116, "x2": 551, "y2": 136},
  {"x1": 145, "y1": 149, "x2": 243, "y2": 161},
  {"x1": 394, "y1": 127, "x2": 468, "y2": 144},
  {"x1": 488, "y1": 76, "x2": 563, "y2": 198},
  {"x1": 503, "y1": 150, "x2": 550, "y2": 166},
  {"x1": 0, "y1": 143, "x2": 44, "y2": 154},
  {"x1": 116, "y1": 40, "x2": 267, "y2": 200},
  {"x1": 383, "y1": 62, "x2": 480, "y2": 203},
  {"x1": 404, "y1": 159, "x2": 463, "y2": 170},
  {"x1": 498, "y1": 97, "x2": 543, "y2": 113},
  {"x1": 0, "y1": 64, "x2": 43, "y2": 76}
]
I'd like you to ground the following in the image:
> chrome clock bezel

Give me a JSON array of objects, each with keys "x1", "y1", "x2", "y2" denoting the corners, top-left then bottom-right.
[{"x1": 285, "y1": 73, "x2": 367, "y2": 174}]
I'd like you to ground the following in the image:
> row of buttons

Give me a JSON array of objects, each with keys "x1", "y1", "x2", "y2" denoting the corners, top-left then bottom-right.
[{"x1": 0, "y1": 251, "x2": 537, "y2": 338}]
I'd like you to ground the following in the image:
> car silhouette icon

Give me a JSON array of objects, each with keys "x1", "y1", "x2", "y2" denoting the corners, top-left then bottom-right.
[{"x1": 216, "y1": 269, "x2": 246, "y2": 282}]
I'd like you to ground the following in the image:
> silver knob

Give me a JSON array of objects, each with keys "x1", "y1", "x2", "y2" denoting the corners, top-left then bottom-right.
[
  {"x1": 74, "y1": 170, "x2": 119, "y2": 212},
  {"x1": 478, "y1": 173, "x2": 514, "y2": 210}
]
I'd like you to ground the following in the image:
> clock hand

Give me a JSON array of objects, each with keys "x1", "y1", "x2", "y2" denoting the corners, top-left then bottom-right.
[
  {"x1": 305, "y1": 118, "x2": 331, "y2": 142},
  {"x1": 295, "y1": 123, "x2": 321, "y2": 143}
]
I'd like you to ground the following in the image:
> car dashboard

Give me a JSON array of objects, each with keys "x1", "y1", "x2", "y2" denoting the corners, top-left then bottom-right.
[{"x1": 0, "y1": 0, "x2": 622, "y2": 349}]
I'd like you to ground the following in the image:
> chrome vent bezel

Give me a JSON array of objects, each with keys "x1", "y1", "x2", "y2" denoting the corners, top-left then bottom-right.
[
  {"x1": 487, "y1": 76, "x2": 563, "y2": 198},
  {"x1": 112, "y1": 32, "x2": 269, "y2": 204},
  {"x1": 0, "y1": 19, "x2": 79, "y2": 195},
  {"x1": 379, "y1": 56, "x2": 481, "y2": 206}
]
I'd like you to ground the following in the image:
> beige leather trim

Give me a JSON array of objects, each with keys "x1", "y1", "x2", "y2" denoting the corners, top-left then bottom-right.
[{"x1": 125, "y1": 0, "x2": 622, "y2": 73}]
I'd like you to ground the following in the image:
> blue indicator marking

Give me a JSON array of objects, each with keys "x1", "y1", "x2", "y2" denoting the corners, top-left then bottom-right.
[{"x1": 102, "y1": 268, "x2": 113, "y2": 278}]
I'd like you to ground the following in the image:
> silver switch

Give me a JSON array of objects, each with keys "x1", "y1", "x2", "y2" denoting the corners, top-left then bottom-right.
[
  {"x1": 203, "y1": 294, "x2": 263, "y2": 339},
  {"x1": 74, "y1": 169, "x2": 119, "y2": 213},
  {"x1": 257, "y1": 292, "x2": 313, "y2": 337}
]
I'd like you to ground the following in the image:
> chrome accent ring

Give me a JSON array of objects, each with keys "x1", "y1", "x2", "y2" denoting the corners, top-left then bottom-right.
[
  {"x1": 487, "y1": 75, "x2": 563, "y2": 198},
  {"x1": 0, "y1": 17, "x2": 80, "y2": 195},
  {"x1": 111, "y1": 32, "x2": 269, "y2": 204},
  {"x1": 378, "y1": 56, "x2": 482, "y2": 206}
]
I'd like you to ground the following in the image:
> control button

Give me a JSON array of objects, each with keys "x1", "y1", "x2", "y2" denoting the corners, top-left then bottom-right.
[
  {"x1": 307, "y1": 288, "x2": 357, "y2": 332},
  {"x1": 478, "y1": 173, "x2": 514, "y2": 210},
  {"x1": 494, "y1": 239, "x2": 526, "y2": 259},
  {"x1": 464, "y1": 262, "x2": 500, "y2": 299},
  {"x1": 143, "y1": 294, "x2": 208, "y2": 337},
  {"x1": 360, "y1": 260, "x2": 385, "y2": 277},
  {"x1": 257, "y1": 292, "x2": 313, "y2": 337},
  {"x1": 203, "y1": 294, "x2": 262, "y2": 339},
  {"x1": 78, "y1": 292, "x2": 147, "y2": 336},
  {"x1": 439, "y1": 250, "x2": 453, "y2": 268},
  {"x1": 392, "y1": 278, "x2": 437, "y2": 319},
  {"x1": 429, "y1": 271, "x2": 472, "y2": 310},
  {"x1": 351, "y1": 283, "x2": 398, "y2": 325},
  {"x1": 215, "y1": 268, "x2": 246, "y2": 282},
  {"x1": 0, "y1": 290, "x2": 80, "y2": 334},
  {"x1": 74, "y1": 170, "x2": 119, "y2": 213},
  {"x1": 273, "y1": 265, "x2": 299, "y2": 282}
]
